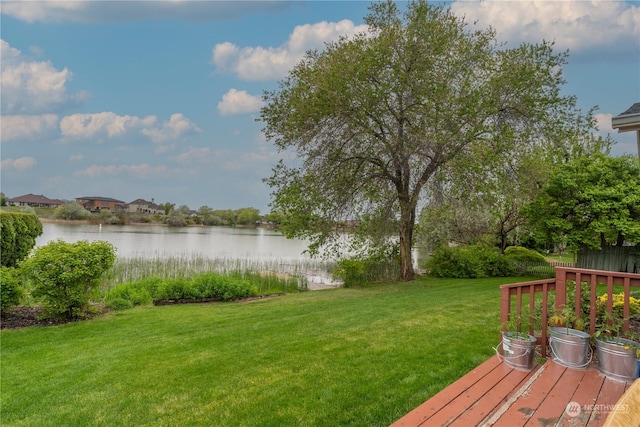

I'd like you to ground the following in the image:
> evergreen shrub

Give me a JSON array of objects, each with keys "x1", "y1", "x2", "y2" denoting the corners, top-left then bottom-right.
[
  {"x1": 0, "y1": 266, "x2": 23, "y2": 315},
  {"x1": 425, "y1": 245, "x2": 514, "y2": 278}
]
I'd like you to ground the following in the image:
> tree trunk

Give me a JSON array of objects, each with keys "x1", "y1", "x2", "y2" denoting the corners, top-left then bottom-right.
[{"x1": 399, "y1": 214, "x2": 416, "y2": 281}]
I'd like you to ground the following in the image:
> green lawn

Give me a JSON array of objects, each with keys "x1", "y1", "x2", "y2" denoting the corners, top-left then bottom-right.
[{"x1": 1, "y1": 276, "x2": 526, "y2": 427}]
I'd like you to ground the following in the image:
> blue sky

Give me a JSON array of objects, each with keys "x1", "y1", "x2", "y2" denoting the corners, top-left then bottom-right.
[{"x1": 1, "y1": 1, "x2": 638, "y2": 213}]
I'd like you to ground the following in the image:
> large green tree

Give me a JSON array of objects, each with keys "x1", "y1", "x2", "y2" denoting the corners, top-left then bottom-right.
[
  {"x1": 261, "y1": 0, "x2": 591, "y2": 280},
  {"x1": 527, "y1": 153, "x2": 640, "y2": 251}
]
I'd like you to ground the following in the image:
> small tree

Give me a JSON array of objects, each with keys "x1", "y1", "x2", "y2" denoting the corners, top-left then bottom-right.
[
  {"x1": 166, "y1": 211, "x2": 187, "y2": 227},
  {"x1": 53, "y1": 201, "x2": 91, "y2": 220},
  {"x1": 236, "y1": 208, "x2": 261, "y2": 225},
  {"x1": 527, "y1": 153, "x2": 640, "y2": 251},
  {"x1": 159, "y1": 202, "x2": 175, "y2": 216},
  {"x1": 20, "y1": 240, "x2": 116, "y2": 319}
]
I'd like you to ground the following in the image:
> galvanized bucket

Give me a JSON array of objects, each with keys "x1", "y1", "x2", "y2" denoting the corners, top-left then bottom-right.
[
  {"x1": 501, "y1": 332, "x2": 537, "y2": 371},
  {"x1": 549, "y1": 327, "x2": 592, "y2": 370},
  {"x1": 595, "y1": 338, "x2": 640, "y2": 383}
]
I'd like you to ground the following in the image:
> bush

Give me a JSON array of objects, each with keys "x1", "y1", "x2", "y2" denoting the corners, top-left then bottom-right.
[
  {"x1": 104, "y1": 279, "x2": 156, "y2": 307},
  {"x1": 503, "y1": 246, "x2": 551, "y2": 276},
  {"x1": 596, "y1": 292, "x2": 640, "y2": 322},
  {"x1": 425, "y1": 245, "x2": 514, "y2": 278},
  {"x1": 333, "y1": 246, "x2": 400, "y2": 287},
  {"x1": 53, "y1": 202, "x2": 91, "y2": 220},
  {"x1": 156, "y1": 278, "x2": 199, "y2": 300},
  {"x1": 504, "y1": 246, "x2": 547, "y2": 263},
  {"x1": 0, "y1": 212, "x2": 43, "y2": 268},
  {"x1": 105, "y1": 273, "x2": 259, "y2": 308},
  {"x1": 0, "y1": 267, "x2": 23, "y2": 315},
  {"x1": 20, "y1": 240, "x2": 116, "y2": 319}
]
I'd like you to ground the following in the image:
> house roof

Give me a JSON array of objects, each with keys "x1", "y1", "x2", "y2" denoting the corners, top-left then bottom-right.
[
  {"x1": 129, "y1": 198, "x2": 153, "y2": 205},
  {"x1": 129, "y1": 198, "x2": 161, "y2": 209},
  {"x1": 76, "y1": 196, "x2": 125, "y2": 203},
  {"x1": 619, "y1": 102, "x2": 640, "y2": 116},
  {"x1": 7, "y1": 193, "x2": 64, "y2": 204},
  {"x1": 612, "y1": 102, "x2": 640, "y2": 132}
]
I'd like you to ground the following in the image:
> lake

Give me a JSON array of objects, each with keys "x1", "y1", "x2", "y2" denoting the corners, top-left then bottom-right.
[
  {"x1": 37, "y1": 222, "x2": 313, "y2": 260},
  {"x1": 36, "y1": 222, "x2": 339, "y2": 287}
]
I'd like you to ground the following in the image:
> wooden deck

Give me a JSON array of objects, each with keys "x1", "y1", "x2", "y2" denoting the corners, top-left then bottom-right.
[{"x1": 390, "y1": 356, "x2": 636, "y2": 427}]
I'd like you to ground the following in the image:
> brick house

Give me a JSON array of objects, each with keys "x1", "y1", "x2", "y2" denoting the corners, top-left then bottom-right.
[
  {"x1": 6, "y1": 193, "x2": 65, "y2": 208},
  {"x1": 127, "y1": 198, "x2": 163, "y2": 215},
  {"x1": 76, "y1": 196, "x2": 126, "y2": 213}
]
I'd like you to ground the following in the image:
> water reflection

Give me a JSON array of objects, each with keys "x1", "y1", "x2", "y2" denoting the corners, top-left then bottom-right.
[{"x1": 37, "y1": 223, "x2": 313, "y2": 260}]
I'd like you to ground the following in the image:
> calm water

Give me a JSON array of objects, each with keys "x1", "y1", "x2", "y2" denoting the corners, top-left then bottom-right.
[{"x1": 37, "y1": 223, "x2": 313, "y2": 261}]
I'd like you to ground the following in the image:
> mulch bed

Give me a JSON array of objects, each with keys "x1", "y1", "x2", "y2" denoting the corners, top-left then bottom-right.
[
  {"x1": 153, "y1": 293, "x2": 285, "y2": 306},
  {"x1": 1, "y1": 306, "x2": 83, "y2": 330},
  {"x1": 1, "y1": 293, "x2": 287, "y2": 330}
]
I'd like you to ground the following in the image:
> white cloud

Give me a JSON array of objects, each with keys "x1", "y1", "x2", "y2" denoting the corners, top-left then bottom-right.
[
  {"x1": 1, "y1": 1, "x2": 294, "y2": 23},
  {"x1": 75, "y1": 164, "x2": 168, "y2": 178},
  {"x1": 1, "y1": 39, "x2": 90, "y2": 114},
  {"x1": 60, "y1": 112, "x2": 157, "y2": 140},
  {"x1": 69, "y1": 154, "x2": 84, "y2": 162},
  {"x1": 174, "y1": 147, "x2": 214, "y2": 164},
  {"x1": 141, "y1": 113, "x2": 201, "y2": 144},
  {"x1": 1, "y1": 114, "x2": 58, "y2": 142},
  {"x1": 595, "y1": 113, "x2": 614, "y2": 133},
  {"x1": 212, "y1": 19, "x2": 368, "y2": 81},
  {"x1": 59, "y1": 112, "x2": 200, "y2": 149},
  {"x1": 217, "y1": 89, "x2": 263, "y2": 116},
  {"x1": 0, "y1": 156, "x2": 36, "y2": 171},
  {"x1": 450, "y1": 0, "x2": 639, "y2": 61}
]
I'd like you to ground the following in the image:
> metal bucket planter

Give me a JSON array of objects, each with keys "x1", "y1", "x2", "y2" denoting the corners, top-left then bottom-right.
[
  {"x1": 595, "y1": 338, "x2": 640, "y2": 383},
  {"x1": 549, "y1": 327, "x2": 592, "y2": 370},
  {"x1": 501, "y1": 331, "x2": 537, "y2": 371}
]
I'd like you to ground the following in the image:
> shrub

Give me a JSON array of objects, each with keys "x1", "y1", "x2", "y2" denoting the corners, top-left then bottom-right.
[
  {"x1": 20, "y1": 240, "x2": 116, "y2": 319},
  {"x1": 194, "y1": 273, "x2": 256, "y2": 300},
  {"x1": 0, "y1": 212, "x2": 43, "y2": 268},
  {"x1": 333, "y1": 259, "x2": 368, "y2": 287},
  {"x1": 504, "y1": 246, "x2": 547, "y2": 263},
  {"x1": 104, "y1": 279, "x2": 155, "y2": 307},
  {"x1": 333, "y1": 247, "x2": 400, "y2": 287},
  {"x1": 596, "y1": 292, "x2": 640, "y2": 322},
  {"x1": 156, "y1": 278, "x2": 199, "y2": 300},
  {"x1": 105, "y1": 273, "x2": 258, "y2": 308},
  {"x1": 53, "y1": 202, "x2": 91, "y2": 220},
  {"x1": 0, "y1": 267, "x2": 23, "y2": 315},
  {"x1": 425, "y1": 245, "x2": 514, "y2": 278}
]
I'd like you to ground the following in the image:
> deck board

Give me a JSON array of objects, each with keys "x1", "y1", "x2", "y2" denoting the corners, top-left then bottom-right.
[{"x1": 390, "y1": 356, "x2": 634, "y2": 427}]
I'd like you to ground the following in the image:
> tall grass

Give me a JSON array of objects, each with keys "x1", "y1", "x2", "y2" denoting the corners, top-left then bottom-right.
[{"x1": 103, "y1": 254, "x2": 339, "y2": 294}]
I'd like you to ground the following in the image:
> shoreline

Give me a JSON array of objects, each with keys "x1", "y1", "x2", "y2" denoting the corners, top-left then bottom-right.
[{"x1": 38, "y1": 217, "x2": 165, "y2": 227}]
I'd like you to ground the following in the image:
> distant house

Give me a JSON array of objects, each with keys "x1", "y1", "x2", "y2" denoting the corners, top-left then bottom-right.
[
  {"x1": 76, "y1": 196, "x2": 126, "y2": 213},
  {"x1": 6, "y1": 193, "x2": 65, "y2": 208},
  {"x1": 128, "y1": 198, "x2": 163, "y2": 215}
]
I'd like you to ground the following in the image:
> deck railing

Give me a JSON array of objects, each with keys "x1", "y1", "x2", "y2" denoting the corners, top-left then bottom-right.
[{"x1": 500, "y1": 267, "x2": 640, "y2": 357}]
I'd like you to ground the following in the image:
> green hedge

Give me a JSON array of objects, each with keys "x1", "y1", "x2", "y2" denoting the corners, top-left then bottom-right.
[
  {"x1": 0, "y1": 212, "x2": 43, "y2": 268},
  {"x1": 105, "y1": 273, "x2": 258, "y2": 309},
  {"x1": 425, "y1": 245, "x2": 514, "y2": 278}
]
